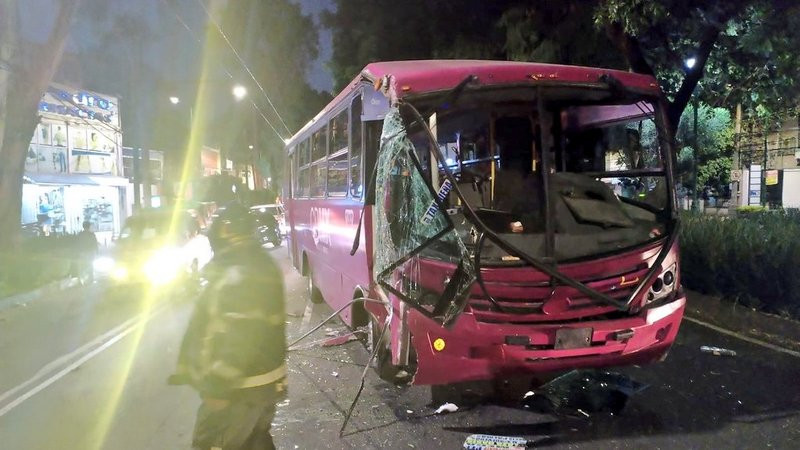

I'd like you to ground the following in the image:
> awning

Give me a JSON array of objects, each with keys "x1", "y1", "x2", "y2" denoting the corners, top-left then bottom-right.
[{"x1": 23, "y1": 173, "x2": 129, "y2": 187}]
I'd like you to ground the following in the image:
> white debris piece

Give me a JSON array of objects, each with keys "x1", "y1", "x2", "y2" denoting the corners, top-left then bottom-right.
[
  {"x1": 435, "y1": 402, "x2": 459, "y2": 414},
  {"x1": 523, "y1": 391, "x2": 535, "y2": 399},
  {"x1": 331, "y1": 371, "x2": 339, "y2": 377}
]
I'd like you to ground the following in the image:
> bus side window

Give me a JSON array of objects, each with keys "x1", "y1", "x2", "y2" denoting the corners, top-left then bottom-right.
[
  {"x1": 287, "y1": 152, "x2": 294, "y2": 199},
  {"x1": 296, "y1": 139, "x2": 310, "y2": 198},
  {"x1": 350, "y1": 95, "x2": 363, "y2": 198},
  {"x1": 310, "y1": 127, "x2": 327, "y2": 197},
  {"x1": 328, "y1": 109, "x2": 349, "y2": 196}
]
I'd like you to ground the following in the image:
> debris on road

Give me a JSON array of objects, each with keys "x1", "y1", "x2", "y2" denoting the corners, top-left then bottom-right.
[
  {"x1": 463, "y1": 434, "x2": 528, "y2": 450},
  {"x1": 331, "y1": 371, "x2": 339, "y2": 377},
  {"x1": 320, "y1": 332, "x2": 360, "y2": 347},
  {"x1": 523, "y1": 370, "x2": 648, "y2": 416},
  {"x1": 434, "y1": 402, "x2": 459, "y2": 414},
  {"x1": 700, "y1": 345, "x2": 737, "y2": 357}
]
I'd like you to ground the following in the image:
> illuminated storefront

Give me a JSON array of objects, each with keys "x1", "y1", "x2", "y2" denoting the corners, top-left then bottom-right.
[{"x1": 21, "y1": 83, "x2": 127, "y2": 242}]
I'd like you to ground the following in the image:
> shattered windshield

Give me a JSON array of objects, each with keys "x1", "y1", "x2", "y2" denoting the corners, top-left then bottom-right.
[
  {"x1": 405, "y1": 89, "x2": 670, "y2": 263},
  {"x1": 373, "y1": 107, "x2": 476, "y2": 326}
]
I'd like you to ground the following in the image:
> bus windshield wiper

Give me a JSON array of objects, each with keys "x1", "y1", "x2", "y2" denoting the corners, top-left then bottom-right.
[{"x1": 432, "y1": 74, "x2": 478, "y2": 112}]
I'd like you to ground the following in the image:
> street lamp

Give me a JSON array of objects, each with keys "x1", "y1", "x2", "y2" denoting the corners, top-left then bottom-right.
[
  {"x1": 232, "y1": 84, "x2": 247, "y2": 101},
  {"x1": 686, "y1": 57, "x2": 699, "y2": 211}
]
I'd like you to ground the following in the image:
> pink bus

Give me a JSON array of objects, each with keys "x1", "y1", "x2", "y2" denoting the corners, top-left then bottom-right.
[{"x1": 284, "y1": 60, "x2": 685, "y2": 386}]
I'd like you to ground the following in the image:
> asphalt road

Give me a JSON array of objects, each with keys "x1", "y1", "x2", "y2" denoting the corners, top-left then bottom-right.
[{"x1": 1, "y1": 245, "x2": 798, "y2": 449}]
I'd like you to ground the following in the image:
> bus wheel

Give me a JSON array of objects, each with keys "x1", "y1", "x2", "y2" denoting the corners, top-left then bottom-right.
[
  {"x1": 367, "y1": 315, "x2": 411, "y2": 384},
  {"x1": 307, "y1": 269, "x2": 323, "y2": 304}
]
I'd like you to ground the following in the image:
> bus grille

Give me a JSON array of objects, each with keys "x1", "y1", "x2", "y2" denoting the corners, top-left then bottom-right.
[{"x1": 468, "y1": 264, "x2": 648, "y2": 323}]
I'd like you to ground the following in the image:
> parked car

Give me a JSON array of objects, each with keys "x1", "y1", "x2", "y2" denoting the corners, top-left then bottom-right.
[
  {"x1": 249, "y1": 204, "x2": 284, "y2": 247},
  {"x1": 93, "y1": 208, "x2": 212, "y2": 287}
]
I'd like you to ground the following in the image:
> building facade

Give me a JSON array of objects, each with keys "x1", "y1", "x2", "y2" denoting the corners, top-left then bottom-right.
[
  {"x1": 733, "y1": 115, "x2": 800, "y2": 208},
  {"x1": 21, "y1": 83, "x2": 127, "y2": 243}
]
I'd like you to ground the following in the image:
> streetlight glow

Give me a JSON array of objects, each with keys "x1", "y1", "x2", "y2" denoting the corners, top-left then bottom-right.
[
  {"x1": 232, "y1": 85, "x2": 247, "y2": 100},
  {"x1": 686, "y1": 57, "x2": 697, "y2": 69},
  {"x1": 169, "y1": 96, "x2": 180, "y2": 105}
]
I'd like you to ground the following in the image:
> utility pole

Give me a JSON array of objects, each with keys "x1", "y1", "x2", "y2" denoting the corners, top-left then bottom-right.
[
  {"x1": 762, "y1": 125, "x2": 768, "y2": 207},
  {"x1": 132, "y1": 147, "x2": 141, "y2": 210},
  {"x1": 691, "y1": 98, "x2": 699, "y2": 211}
]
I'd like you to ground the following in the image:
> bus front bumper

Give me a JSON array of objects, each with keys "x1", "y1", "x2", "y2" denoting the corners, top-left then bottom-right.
[{"x1": 408, "y1": 293, "x2": 686, "y2": 386}]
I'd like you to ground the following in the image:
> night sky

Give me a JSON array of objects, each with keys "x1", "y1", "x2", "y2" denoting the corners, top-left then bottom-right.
[{"x1": 18, "y1": 0, "x2": 335, "y2": 93}]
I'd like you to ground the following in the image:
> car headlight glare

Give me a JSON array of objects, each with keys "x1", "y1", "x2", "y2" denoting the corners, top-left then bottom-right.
[
  {"x1": 93, "y1": 256, "x2": 115, "y2": 273},
  {"x1": 143, "y1": 247, "x2": 184, "y2": 285},
  {"x1": 112, "y1": 267, "x2": 128, "y2": 280}
]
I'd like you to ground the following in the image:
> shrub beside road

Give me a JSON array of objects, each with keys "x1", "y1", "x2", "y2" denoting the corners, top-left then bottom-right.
[
  {"x1": 680, "y1": 208, "x2": 800, "y2": 319},
  {"x1": 0, "y1": 235, "x2": 80, "y2": 298}
]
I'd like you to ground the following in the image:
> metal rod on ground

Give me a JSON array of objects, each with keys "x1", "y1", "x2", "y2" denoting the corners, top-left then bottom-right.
[
  {"x1": 287, "y1": 297, "x2": 385, "y2": 349},
  {"x1": 339, "y1": 313, "x2": 391, "y2": 437},
  {"x1": 284, "y1": 295, "x2": 393, "y2": 436}
]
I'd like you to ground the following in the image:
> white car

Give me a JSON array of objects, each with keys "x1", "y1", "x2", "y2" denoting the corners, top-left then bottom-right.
[{"x1": 95, "y1": 209, "x2": 212, "y2": 286}]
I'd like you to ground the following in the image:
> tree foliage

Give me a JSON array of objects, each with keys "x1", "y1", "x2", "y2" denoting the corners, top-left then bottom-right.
[
  {"x1": 209, "y1": 0, "x2": 331, "y2": 184},
  {"x1": 0, "y1": 0, "x2": 80, "y2": 250},
  {"x1": 592, "y1": 0, "x2": 800, "y2": 128},
  {"x1": 325, "y1": 0, "x2": 800, "y2": 135},
  {"x1": 673, "y1": 104, "x2": 735, "y2": 192},
  {"x1": 323, "y1": 0, "x2": 516, "y2": 90}
]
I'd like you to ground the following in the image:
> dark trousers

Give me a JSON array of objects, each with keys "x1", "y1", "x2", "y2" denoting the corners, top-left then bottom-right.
[{"x1": 192, "y1": 396, "x2": 276, "y2": 450}]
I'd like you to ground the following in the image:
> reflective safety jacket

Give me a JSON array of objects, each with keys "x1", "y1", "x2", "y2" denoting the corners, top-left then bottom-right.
[{"x1": 171, "y1": 244, "x2": 287, "y2": 400}]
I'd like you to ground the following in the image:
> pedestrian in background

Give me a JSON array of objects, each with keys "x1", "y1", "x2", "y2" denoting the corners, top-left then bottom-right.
[
  {"x1": 169, "y1": 203, "x2": 287, "y2": 450},
  {"x1": 76, "y1": 221, "x2": 98, "y2": 284}
]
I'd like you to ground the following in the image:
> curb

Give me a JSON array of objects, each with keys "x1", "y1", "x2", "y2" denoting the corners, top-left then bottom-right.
[
  {"x1": 0, "y1": 278, "x2": 79, "y2": 313},
  {"x1": 684, "y1": 288, "x2": 800, "y2": 354}
]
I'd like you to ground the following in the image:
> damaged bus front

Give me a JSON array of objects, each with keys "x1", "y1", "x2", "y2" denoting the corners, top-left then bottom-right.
[{"x1": 364, "y1": 61, "x2": 686, "y2": 386}]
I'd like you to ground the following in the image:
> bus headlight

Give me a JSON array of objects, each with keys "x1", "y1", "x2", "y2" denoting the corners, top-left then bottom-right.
[
  {"x1": 646, "y1": 263, "x2": 677, "y2": 304},
  {"x1": 143, "y1": 248, "x2": 183, "y2": 285}
]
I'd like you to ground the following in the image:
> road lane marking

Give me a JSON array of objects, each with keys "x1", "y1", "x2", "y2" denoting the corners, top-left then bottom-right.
[
  {"x1": 684, "y1": 315, "x2": 800, "y2": 359},
  {"x1": 0, "y1": 312, "x2": 144, "y2": 406},
  {"x1": 0, "y1": 303, "x2": 169, "y2": 418}
]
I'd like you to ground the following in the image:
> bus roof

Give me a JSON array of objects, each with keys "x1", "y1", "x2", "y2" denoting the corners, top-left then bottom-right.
[
  {"x1": 286, "y1": 60, "x2": 661, "y2": 148},
  {"x1": 363, "y1": 60, "x2": 660, "y2": 97}
]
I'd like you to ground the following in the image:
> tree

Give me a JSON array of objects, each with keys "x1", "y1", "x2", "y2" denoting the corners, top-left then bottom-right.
[
  {"x1": 0, "y1": 0, "x2": 80, "y2": 250},
  {"x1": 593, "y1": 0, "x2": 800, "y2": 131},
  {"x1": 323, "y1": 0, "x2": 517, "y2": 91},
  {"x1": 326, "y1": 0, "x2": 800, "y2": 139},
  {"x1": 673, "y1": 104, "x2": 734, "y2": 193},
  {"x1": 499, "y1": 1, "x2": 625, "y2": 69},
  {"x1": 208, "y1": 0, "x2": 330, "y2": 183}
]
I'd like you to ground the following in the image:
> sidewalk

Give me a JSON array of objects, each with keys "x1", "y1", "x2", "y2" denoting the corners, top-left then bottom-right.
[
  {"x1": 0, "y1": 278, "x2": 79, "y2": 313},
  {"x1": 684, "y1": 288, "x2": 800, "y2": 353}
]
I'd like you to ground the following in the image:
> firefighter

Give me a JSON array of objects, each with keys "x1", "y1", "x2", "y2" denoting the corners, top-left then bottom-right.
[{"x1": 169, "y1": 203, "x2": 287, "y2": 450}]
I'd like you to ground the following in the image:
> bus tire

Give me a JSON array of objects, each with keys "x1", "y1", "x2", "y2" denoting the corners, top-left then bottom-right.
[
  {"x1": 367, "y1": 314, "x2": 411, "y2": 384},
  {"x1": 307, "y1": 268, "x2": 323, "y2": 304}
]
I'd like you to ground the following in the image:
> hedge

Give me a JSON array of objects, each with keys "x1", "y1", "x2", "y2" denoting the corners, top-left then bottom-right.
[
  {"x1": 0, "y1": 235, "x2": 82, "y2": 298},
  {"x1": 679, "y1": 209, "x2": 800, "y2": 318}
]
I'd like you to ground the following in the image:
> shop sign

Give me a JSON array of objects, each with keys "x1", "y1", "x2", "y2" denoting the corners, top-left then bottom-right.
[
  {"x1": 38, "y1": 85, "x2": 118, "y2": 125},
  {"x1": 765, "y1": 170, "x2": 779, "y2": 186}
]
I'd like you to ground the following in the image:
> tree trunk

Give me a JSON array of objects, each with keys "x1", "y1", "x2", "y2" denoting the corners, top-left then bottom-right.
[{"x1": 0, "y1": 0, "x2": 80, "y2": 250}]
